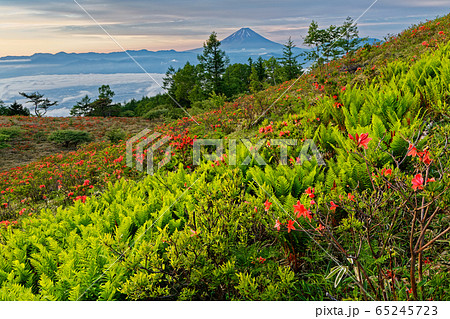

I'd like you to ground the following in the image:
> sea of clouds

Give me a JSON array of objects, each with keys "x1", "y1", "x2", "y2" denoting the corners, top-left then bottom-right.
[{"x1": 0, "y1": 73, "x2": 165, "y2": 117}]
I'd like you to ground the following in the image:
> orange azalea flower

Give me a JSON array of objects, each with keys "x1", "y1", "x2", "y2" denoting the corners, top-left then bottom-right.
[
  {"x1": 274, "y1": 219, "x2": 282, "y2": 231},
  {"x1": 264, "y1": 200, "x2": 272, "y2": 211},
  {"x1": 348, "y1": 193, "x2": 355, "y2": 201},
  {"x1": 407, "y1": 144, "x2": 418, "y2": 157},
  {"x1": 305, "y1": 187, "x2": 315, "y2": 198},
  {"x1": 419, "y1": 150, "x2": 432, "y2": 165},
  {"x1": 286, "y1": 219, "x2": 296, "y2": 233},
  {"x1": 349, "y1": 133, "x2": 372, "y2": 149},
  {"x1": 294, "y1": 201, "x2": 311, "y2": 221},
  {"x1": 330, "y1": 201, "x2": 338, "y2": 211},
  {"x1": 190, "y1": 229, "x2": 199, "y2": 237},
  {"x1": 412, "y1": 174, "x2": 424, "y2": 191},
  {"x1": 316, "y1": 224, "x2": 325, "y2": 232}
]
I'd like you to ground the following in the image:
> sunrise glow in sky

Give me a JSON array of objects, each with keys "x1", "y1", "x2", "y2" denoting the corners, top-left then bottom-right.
[{"x1": 1, "y1": 0, "x2": 449, "y2": 57}]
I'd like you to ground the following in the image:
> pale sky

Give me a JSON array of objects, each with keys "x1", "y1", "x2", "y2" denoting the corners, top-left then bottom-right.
[{"x1": 0, "y1": 0, "x2": 449, "y2": 57}]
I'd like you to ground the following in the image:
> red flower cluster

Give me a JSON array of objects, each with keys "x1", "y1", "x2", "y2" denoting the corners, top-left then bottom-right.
[
  {"x1": 74, "y1": 195, "x2": 87, "y2": 203},
  {"x1": 349, "y1": 133, "x2": 372, "y2": 149},
  {"x1": 330, "y1": 201, "x2": 338, "y2": 211},
  {"x1": 411, "y1": 173, "x2": 435, "y2": 191},
  {"x1": 264, "y1": 200, "x2": 272, "y2": 211},
  {"x1": 305, "y1": 187, "x2": 315, "y2": 198},
  {"x1": 0, "y1": 220, "x2": 17, "y2": 227},
  {"x1": 259, "y1": 125, "x2": 273, "y2": 134},
  {"x1": 294, "y1": 201, "x2": 312, "y2": 221},
  {"x1": 407, "y1": 144, "x2": 432, "y2": 165}
]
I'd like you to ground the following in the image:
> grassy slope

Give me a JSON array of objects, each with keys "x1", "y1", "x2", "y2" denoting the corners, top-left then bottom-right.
[
  {"x1": 0, "y1": 14, "x2": 449, "y2": 300},
  {"x1": 0, "y1": 116, "x2": 157, "y2": 171}
]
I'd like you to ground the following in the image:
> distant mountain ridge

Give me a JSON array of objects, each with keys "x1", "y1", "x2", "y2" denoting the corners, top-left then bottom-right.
[
  {"x1": 0, "y1": 28, "x2": 310, "y2": 79},
  {"x1": 0, "y1": 27, "x2": 379, "y2": 79}
]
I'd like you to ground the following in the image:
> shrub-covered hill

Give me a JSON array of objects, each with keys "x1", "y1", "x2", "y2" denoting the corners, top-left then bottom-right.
[
  {"x1": 0, "y1": 116, "x2": 157, "y2": 172},
  {"x1": 0, "y1": 14, "x2": 450, "y2": 300}
]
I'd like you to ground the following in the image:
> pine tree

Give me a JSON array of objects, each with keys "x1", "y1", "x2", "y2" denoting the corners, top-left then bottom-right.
[
  {"x1": 264, "y1": 57, "x2": 283, "y2": 85},
  {"x1": 303, "y1": 20, "x2": 328, "y2": 64},
  {"x1": 255, "y1": 57, "x2": 266, "y2": 82},
  {"x1": 322, "y1": 24, "x2": 342, "y2": 61},
  {"x1": 171, "y1": 62, "x2": 203, "y2": 107},
  {"x1": 279, "y1": 37, "x2": 303, "y2": 81},
  {"x1": 337, "y1": 17, "x2": 363, "y2": 56},
  {"x1": 248, "y1": 57, "x2": 253, "y2": 69},
  {"x1": 223, "y1": 63, "x2": 251, "y2": 97},
  {"x1": 162, "y1": 66, "x2": 176, "y2": 92},
  {"x1": 303, "y1": 18, "x2": 362, "y2": 65},
  {"x1": 19, "y1": 92, "x2": 57, "y2": 117},
  {"x1": 197, "y1": 32, "x2": 229, "y2": 94},
  {"x1": 70, "y1": 95, "x2": 92, "y2": 116},
  {"x1": 249, "y1": 67, "x2": 263, "y2": 93},
  {"x1": 89, "y1": 85, "x2": 118, "y2": 117},
  {"x1": 8, "y1": 101, "x2": 30, "y2": 116}
]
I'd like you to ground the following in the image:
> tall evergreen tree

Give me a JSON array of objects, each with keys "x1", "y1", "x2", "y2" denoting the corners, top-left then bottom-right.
[
  {"x1": 89, "y1": 85, "x2": 118, "y2": 117},
  {"x1": 247, "y1": 57, "x2": 253, "y2": 69},
  {"x1": 249, "y1": 67, "x2": 263, "y2": 93},
  {"x1": 322, "y1": 24, "x2": 342, "y2": 61},
  {"x1": 279, "y1": 37, "x2": 303, "y2": 81},
  {"x1": 162, "y1": 66, "x2": 176, "y2": 92},
  {"x1": 255, "y1": 56, "x2": 266, "y2": 82},
  {"x1": 171, "y1": 62, "x2": 204, "y2": 107},
  {"x1": 303, "y1": 20, "x2": 328, "y2": 64},
  {"x1": 70, "y1": 95, "x2": 92, "y2": 116},
  {"x1": 337, "y1": 17, "x2": 362, "y2": 56},
  {"x1": 197, "y1": 32, "x2": 229, "y2": 94},
  {"x1": 303, "y1": 18, "x2": 362, "y2": 65},
  {"x1": 264, "y1": 57, "x2": 283, "y2": 86}
]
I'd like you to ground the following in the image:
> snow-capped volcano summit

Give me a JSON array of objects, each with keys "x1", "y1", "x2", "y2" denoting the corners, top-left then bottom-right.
[{"x1": 220, "y1": 27, "x2": 286, "y2": 51}]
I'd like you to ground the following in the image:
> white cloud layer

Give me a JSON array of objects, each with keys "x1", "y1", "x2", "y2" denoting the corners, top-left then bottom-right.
[{"x1": 0, "y1": 73, "x2": 165, "y2": 116}]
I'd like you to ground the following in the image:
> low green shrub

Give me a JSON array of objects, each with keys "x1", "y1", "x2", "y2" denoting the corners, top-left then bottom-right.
[
  {"x1": 0, "y1": 126, "x2": 25, "y2": 148},
  {"x1": 0, "y1": 126, "x2": 25, "y2": 139},
  {"x1": 0, "y1": 133, "x2": 9, "y2": 149},
  {"x1": 142, "y1": 108, "x2": 168, "y2": 120},
  {"x1": 119, "y1": 110, "x2": 135, "y2": 117},
  {"x1": 106, "y1": 127, "x2": 127, "y2": 144},
  {"x1": 47, "y1": 130, "x2": 93, "y2": 147}
]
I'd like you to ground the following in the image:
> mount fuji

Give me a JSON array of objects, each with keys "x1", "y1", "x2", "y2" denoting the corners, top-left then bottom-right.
[
  {"x1": 221, "y1": 27, "x2": 288, "y2": 52},
  {"x1": 185, "y1": 27, "x2": 306, "y2": 61}
]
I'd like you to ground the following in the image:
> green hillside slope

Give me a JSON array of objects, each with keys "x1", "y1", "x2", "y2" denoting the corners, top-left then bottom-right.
[{"x1": 1, "y1": 14, "x2": 450, "y2": 301}]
